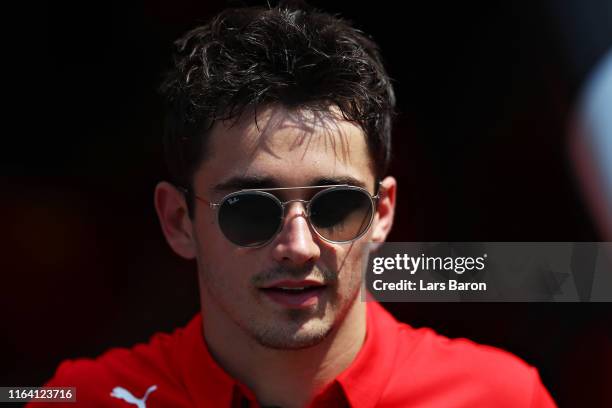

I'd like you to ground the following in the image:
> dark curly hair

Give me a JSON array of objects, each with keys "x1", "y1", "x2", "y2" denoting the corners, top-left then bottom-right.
[{"x1": 159, "y1": 3, "x2": 396, "y2": 213}]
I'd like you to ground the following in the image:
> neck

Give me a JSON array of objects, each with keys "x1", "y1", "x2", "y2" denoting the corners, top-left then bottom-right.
[{"x1": 201, "y1": 297, "x2": 367, "y2": 408}]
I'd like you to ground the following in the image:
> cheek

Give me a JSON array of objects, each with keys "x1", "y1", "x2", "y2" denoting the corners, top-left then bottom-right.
[
  {"x1": 197, "y1": 245, "x2": 254, "y2": 311},
  {"x1": 193, "y1": 215, "x2": 239, "y2": 288},
  {"x1": 193, "y1": 210, "x2": 229, "y2": 259},
  {"x1": 194, "y1": 225, "x2": 263, "y2": 298},
  {"x1": 334, "y1": 242, "x2": 369, "y2": 292}
]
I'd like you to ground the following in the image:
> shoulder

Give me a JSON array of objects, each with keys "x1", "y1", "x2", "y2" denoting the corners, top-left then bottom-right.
[
  {"x1": 30, "y1": 321, "x2": 195, "y2": 407},
  {"x1": 396, "y1": 324, "x2": 534, "y2": 380},
  {"x1": 379, "y1": 316, "x2": 556, "y2": 407}
]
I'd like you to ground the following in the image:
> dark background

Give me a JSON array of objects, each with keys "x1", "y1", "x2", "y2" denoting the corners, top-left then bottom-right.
[{"x1": 2, "y1": 1, "x2": 611, "y2": 406}]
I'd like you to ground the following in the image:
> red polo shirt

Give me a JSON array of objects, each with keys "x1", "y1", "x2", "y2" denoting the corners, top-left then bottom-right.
[{"x1": 33, "y1": 302, "x2": 556, "y2": 407}]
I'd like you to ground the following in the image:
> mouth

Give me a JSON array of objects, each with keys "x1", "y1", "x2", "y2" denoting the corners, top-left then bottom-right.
[{"x1": 259, "y1": 280, "x2": 326, "y2": 308}]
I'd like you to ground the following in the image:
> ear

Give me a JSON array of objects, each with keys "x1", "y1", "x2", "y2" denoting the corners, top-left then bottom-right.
[
  {"x1": 370, "y1": 176, "x2": 397, "y2": 243},
  {"x1": 154, "y1": 181, "x2": 197, "y2": 259}
]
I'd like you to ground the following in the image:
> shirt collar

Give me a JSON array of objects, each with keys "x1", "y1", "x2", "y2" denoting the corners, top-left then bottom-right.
[
  {"x1": 175, "y1": 314, "x2": 250, "y2": 407},
  {"x1": 334, "y1": 302, "x2": 400, "y2": 408},
  {"x1": 175, "y1": 301, "x2": 400, "y2": 408}
]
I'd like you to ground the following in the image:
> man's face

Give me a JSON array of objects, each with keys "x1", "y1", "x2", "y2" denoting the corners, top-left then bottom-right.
[{"x1": 190, "y1": 105, "x2": 379, "y2": 349}]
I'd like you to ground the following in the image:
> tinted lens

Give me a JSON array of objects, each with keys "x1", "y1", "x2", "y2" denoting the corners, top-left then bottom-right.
[
  {"x1": 218, "y1": 192, "x2": 282, "y2": 247},
  {"x1": 309, "y1": 187, "x2": 374, "y2": 242}
]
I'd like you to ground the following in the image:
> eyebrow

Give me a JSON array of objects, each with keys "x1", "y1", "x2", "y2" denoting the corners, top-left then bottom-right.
[{"x1": 213, "y1": 175, "x2": 368, "y2": 193}]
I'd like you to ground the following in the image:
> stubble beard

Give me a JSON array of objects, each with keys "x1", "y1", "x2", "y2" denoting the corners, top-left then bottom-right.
[
  {"x1": 201, "y1": 261, "x2": 361, "y2": 350},
  {"x1": 245, "y1": 264, "x2": 363, "y2": 350}
]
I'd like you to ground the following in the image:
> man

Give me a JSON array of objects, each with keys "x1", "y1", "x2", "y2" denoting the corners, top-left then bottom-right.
[{"x1": 36, "y1": 4, "x2": 556, "y2": 407}]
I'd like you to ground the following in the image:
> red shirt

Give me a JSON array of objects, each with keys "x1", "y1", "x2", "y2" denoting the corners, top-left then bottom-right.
[{"x1": 33, "y1": 302, "x2": 556, "y2": 407}]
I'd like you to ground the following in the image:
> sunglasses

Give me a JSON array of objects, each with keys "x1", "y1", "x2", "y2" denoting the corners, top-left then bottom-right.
[{"x1": 183, "y1": 183, "x2": 381, "y2": 247}]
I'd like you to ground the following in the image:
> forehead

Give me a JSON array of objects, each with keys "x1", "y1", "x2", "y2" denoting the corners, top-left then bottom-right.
[{"x1": 195, "y1": 105, "x2": 375, "y2": 192}]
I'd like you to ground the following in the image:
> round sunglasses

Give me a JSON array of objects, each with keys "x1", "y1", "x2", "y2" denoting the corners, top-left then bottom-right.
[{"x1": 183, "y1": 184, "x2": 381, "y2": 247}]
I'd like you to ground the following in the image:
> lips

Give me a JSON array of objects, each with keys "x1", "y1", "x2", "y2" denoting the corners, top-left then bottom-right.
[{"x1": 259, "y1": 280, "x2": 326, "y2": 308}]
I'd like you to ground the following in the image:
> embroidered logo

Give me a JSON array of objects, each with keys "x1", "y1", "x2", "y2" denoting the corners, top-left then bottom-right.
[{"x1": 110, "y1": 385, "x2": 157, "y2": 408}]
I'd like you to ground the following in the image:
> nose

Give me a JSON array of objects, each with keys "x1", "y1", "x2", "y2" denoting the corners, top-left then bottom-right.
[{"x1": 270, "y1": 201, "x2": 321, "y2": 265}]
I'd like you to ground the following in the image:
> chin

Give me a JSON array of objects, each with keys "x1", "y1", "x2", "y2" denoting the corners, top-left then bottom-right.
[{"x1": 249, "y1": 316, "x2": 335, "y2": 350}]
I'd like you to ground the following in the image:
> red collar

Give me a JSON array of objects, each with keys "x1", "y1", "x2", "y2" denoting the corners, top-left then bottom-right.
[{"x1": 173, "y1": 302, "x2": 400, "y2": 407}]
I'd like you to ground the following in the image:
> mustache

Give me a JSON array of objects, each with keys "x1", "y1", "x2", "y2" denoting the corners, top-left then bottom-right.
[{"x1": 251, "y1": 264, "x2": 338, "y2": 287}]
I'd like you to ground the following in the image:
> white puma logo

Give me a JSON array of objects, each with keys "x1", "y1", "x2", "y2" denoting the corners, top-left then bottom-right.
[{"x1": 110, "y1": 385, "x2": 157, "y2": 408}]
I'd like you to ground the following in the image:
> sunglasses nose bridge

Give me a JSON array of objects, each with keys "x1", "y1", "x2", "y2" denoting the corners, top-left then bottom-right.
[
  {"x1": 274, "y1": 198, "x2": 319, "y2": 242},
  {"x1": 279, "y1": 199, "x2": 317, "y2": 233},
  {"x1": 280, "y1": 199, "x2": 311, "y2": 217}
]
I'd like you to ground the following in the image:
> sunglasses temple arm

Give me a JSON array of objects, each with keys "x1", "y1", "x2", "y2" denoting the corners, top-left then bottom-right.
[
  {"x1": 195, "y1": 196, "x2": 219, "y2": 209},
  {"x1": 177, "y1": 186, "x2": 219, "y2": 209}
]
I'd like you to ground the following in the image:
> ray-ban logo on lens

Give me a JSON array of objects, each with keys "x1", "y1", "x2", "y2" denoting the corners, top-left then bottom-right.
[{"x1": 228, "y1": 197, "x2": 239, "y2": 205}]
